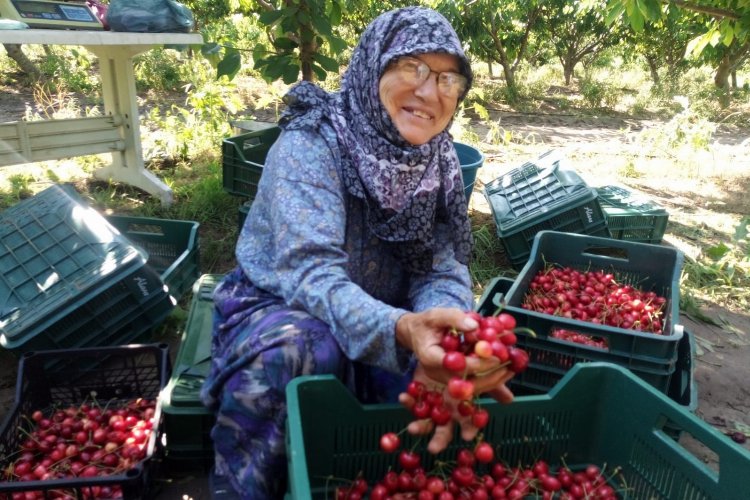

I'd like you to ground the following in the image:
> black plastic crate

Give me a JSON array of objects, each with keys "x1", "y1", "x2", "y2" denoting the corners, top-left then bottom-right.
[
  {"x1": 106, "y1": 215, "x2": 201, "y2": 300},
  {"x1": 597, "y1": 184, "x2": 669, "y2": 243},
  {"x1": 0, "y1": 185, "x2": 175, "y2": 355},
  {"x1": 483, "y1": 151, "x2": 609, "y2": 270},
  {"x1": 222, "y1": 126, "x2": 281, "y2": 199},
  {"x1": 0, "y1": 344, "x2": 170, "y2": 499},
  {"x1": 160, "y1": 274, "x2": 220, "y2": 465}
]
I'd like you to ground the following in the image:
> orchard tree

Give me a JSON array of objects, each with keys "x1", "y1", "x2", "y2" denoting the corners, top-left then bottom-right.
[
  {"x1": 204, "y1": 0, "x2": 348, "y2": 83},
  {"x1": 604, "y1": 0, "x2": 750, "y2": 95},
  {"x1": 437, "y1": 0, "x2": 545, "y2": 100},
  {"x1": 544, "y1": 0, "x2": 623, "y2": 86}
]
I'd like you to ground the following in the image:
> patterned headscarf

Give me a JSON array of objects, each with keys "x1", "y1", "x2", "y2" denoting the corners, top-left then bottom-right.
[{"x1": 279, "y1": 6, "x2": 474, "y2": 273}]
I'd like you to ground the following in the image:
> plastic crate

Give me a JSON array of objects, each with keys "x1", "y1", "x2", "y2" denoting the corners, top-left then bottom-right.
[
  {"x1": 476, "y1": 276, "x2": 690, "y2": 397},
  {"x1": 160, "y1": 274, "x2": 221, "y2": 465},
  {"x1": 503, "y1": 231, "x2": 684, "y2": 362},
  {"x1": 0, "y1": 184, "x2": 176, "y2": 355},
  {"x1": 106, "y1": 215, "x2": 201, "y2": 300},
  {"x1": 286, "y1": 364, "x2": 750, "y2": 500},
  {"x1": 483, "y1": 150, "x2": 610, "y2": 270},
  {"x1": 597, "y1": 184, "x2": 670, "y2": 243},
  {"x1": 222, "y1": 126, "x2": 282, "y2": 198},
  {"x1": 0, "y1": 344, "x2": 170, "y2": 499}
]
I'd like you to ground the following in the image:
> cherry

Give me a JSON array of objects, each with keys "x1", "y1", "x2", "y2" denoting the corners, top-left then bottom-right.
[
  {"x1": 443, "y1": 351, "x2": 467, "y2": 373},
  {"x1": 379, "y1": 432, "x2": 400, "y2": 453}
]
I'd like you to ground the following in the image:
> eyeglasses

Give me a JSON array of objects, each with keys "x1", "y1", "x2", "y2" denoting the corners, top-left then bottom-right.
[{"x1": 389, "y1": 56, "x2": 468, "y2": 99}]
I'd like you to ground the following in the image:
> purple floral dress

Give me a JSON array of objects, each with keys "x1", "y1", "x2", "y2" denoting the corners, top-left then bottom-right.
[{"x1": 201, "y1": 6, "x2": 474, "y2": 499}]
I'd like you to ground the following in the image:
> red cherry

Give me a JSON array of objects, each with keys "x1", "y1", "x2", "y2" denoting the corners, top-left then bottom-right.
[
  {"x1": 379, "y1": 432, "x2": 400, "y2": 453},
  {"x1": 443, "y1": 351, "x2": 467, "y2": 373}
]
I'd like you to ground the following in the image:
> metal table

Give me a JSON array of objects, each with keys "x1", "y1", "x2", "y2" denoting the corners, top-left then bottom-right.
[{"x1": 0, "y1": 30, "x2": 203, "y2": 206}]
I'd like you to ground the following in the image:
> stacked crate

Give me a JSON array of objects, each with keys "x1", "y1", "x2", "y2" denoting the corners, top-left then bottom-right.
[
  {"x1": 477, "y1": 230, "x2": 684, "y2": 397},
  {"x1": 0, "y1": 185, "x2": 176, "y2": 356},
  {"x1": 483, "y1": 150, "x2": 610, "y2": 270}
]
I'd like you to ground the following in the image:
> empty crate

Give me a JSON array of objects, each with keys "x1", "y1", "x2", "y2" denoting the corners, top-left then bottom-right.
[
  {"x1": 222, "y1": 126, "x2": 281, "y2": 199},
  {"x1": 0, "y1": 184, "x2": 175, "y2": 355},
  {"x1": 597, "y1": 184, "x2": 669, "y2": 243},
  {"x1": 160, "y1": 274, "x2": 222, "y2": 464},
  {"x1": 106, "y1": 215, "x2": 201, "y2": 300},
  {"x1": 483, "y1": 150, "x2": 609, "y2": 270}
]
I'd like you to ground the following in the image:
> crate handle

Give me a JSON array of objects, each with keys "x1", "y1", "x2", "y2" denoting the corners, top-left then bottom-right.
[{"x1": 122, "y1": 222, "x2": 166, "y2": 237}]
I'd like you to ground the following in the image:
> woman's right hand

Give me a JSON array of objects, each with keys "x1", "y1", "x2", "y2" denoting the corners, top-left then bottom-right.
[{"x1": 395, "y1": 308, "x2": 506, "y2": 386}]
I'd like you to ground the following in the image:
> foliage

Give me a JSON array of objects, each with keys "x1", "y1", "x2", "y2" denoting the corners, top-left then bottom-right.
[
  {"x1": 681, "y1": 216, "x2": 750, "y2": 311},
  {"x1": 200, "y1": 0, "x2": 348, "y2": 84}
]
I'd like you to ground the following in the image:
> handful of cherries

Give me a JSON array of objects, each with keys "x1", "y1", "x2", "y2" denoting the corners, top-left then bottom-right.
[{"x1": 380, "y1": 310, "x2": 531, "y2": 454}]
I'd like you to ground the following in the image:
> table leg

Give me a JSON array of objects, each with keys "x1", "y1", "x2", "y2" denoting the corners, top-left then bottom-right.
[{"x1": 87, "y1": 45, "x2": 173, "y2": 207}]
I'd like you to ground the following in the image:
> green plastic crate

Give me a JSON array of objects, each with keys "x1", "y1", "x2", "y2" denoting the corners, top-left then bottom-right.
[
  {"x1": 0, "y1": 184, "x2": 175, "y2": 355},
  {"x1": 597, "y1": 184, "x2": 669, "y2": 243},
  {"x1": 503, "y1": 231, "x2": 684, "y2": 362},
  {"x1": 106, "y1": 215, "x2": 200, "y2": 300},
  {"x1": 0, "y1": 344, "x2": 170, "y2": 499},
  {"x1": 160, "y1": 274, "x2": 221, "y2": 464},
  {"x1": 222, "y1": 126, "x2": 282, "y2": 198},
  {"x1": 483, "y1": 150, "x2": 610, "y2": 270},
  {"x1": 286, "y1": 364, "x2": 750, "y2": 500},
  {"x1": 477, "y1": 276, "x2": 691, "y2": 398}
]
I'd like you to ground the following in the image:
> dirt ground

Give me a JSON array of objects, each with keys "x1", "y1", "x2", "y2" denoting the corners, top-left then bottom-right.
[{"x1": 0, "y1": 98, "x2": 749, "y2": 497}]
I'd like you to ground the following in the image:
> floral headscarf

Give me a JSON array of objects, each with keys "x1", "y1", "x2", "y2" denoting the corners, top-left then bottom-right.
[{"x1": 279, "y1": 6, "x2": 473, "y2": 273}]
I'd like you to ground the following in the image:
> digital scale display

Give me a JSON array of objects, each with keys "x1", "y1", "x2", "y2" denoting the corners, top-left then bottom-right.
[{"x1": 0, "y1": 0, "x2": 103, "y2": 29}]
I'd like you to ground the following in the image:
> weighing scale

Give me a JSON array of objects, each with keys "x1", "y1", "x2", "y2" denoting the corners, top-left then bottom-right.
[{"x1": 0, "y1": 0, "x2": 104, "y2": 30}]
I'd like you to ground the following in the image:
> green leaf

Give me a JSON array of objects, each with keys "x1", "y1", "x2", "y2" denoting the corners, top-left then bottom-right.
[
  {"x1": 312, "y1": 63, "x2": 328, "y2": 81},
  {"x1": 311, "y1": 15, "x2": 333, "y2": 36},
  {"x1": 201, "y1": 42, "x2": 223, "y2": 66},
  {"x1": 705, "y1": 242, "x2": 731, "y2": 260},
  {"x1": 329, "y1": 1, "x2": 342, "y2": 25},
  {"x1": 297, "y1": 10, "x2": 311, "y2": 25},
  {"x1": 217, "y1": 50, "x2": 242, "y2": 81},
  {"x1": 635, "y1": 0, "x2": 661, "y2": 21},
  {"x1": 686, "y1": 33, "x2": 712, "y2": 57},
  {"x1": 282, "y1": 63, "x2": 300, "y2": 84},
  {"x1": 258, "y1": 10, "x2": 284, "y2": 25},
  {"x1": 629, "y1": 9, "x2": 645, "y2": 31},
  {"x1": 605, "y1": 1, "x2": 626, "y2": 26},
  {"x1": 273, "y1": 37, "x2": 298, "y2": 50},
  {"x1": 326, "y1": 35, "x2": 347, "y2": 54},
  {"x1": 313, "y1": 53, "x2": 339, "y2": 72}
]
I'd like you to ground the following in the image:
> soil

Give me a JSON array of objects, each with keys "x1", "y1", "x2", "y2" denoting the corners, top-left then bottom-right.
[{"x1": 0, "y1": 87, "x2": 749, "y2": 497}]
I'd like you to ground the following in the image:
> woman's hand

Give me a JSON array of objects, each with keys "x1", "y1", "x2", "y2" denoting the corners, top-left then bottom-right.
[
  {"x1": 395, "y1": 308, "x2": 516, "y2": 453},
  {"x1": 399, "y1": 362, "x2": 514, "y2": 454},
  {"x1": 395, "y1": 308, "x2": 501, "y2": 384}
]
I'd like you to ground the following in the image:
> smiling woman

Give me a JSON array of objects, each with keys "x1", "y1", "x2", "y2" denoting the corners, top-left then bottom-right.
[{"x1": 199, "y1": 7, "x2": 517, "y2": 500}]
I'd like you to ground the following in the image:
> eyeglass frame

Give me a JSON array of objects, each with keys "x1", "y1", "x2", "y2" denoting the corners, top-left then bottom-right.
[{"x1": 385, "y1": 55, "x2": 469, "y2": 99}]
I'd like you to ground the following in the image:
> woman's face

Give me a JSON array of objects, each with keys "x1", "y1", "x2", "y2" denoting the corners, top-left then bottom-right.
[{"x1": 379, "y1": 53, "x2": 462, "y2": 145}]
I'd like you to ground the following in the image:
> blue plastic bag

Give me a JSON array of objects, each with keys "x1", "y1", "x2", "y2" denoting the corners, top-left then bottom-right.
[{"x1": 106, "y1": 0, "x2": 195, "y2": 33}]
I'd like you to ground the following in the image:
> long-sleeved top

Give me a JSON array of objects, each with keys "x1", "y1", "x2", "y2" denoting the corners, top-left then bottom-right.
[{"x1": 235, "y1": 124, "x2": 473, "y2": 374}]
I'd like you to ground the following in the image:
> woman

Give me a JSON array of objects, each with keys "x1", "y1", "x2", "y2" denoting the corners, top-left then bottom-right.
[{"x1": 201, "y1": 6, "x2": 515, "y2": 499}]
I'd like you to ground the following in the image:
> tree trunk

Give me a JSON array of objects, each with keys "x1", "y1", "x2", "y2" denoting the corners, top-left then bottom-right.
[
  {"x1": 562, "y1": 59, "x2": 576, "y2": 86},
  {"x1": 2, "y1": 43, "x2": 41, "y2": 79},
  {"x1": 645, "y1": 56, "x2": 661, "y2": 89},
  {"x1": 487, "y1": 61, "x2": 494, "y2": 78}
]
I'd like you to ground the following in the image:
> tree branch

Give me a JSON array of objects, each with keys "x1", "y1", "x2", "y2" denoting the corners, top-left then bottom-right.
[{"x1": 668, "y1": 0, "x2": 739, "y2": 21}]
